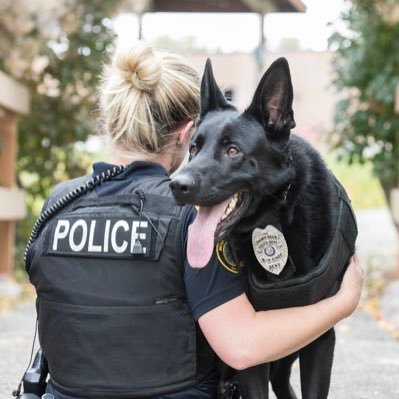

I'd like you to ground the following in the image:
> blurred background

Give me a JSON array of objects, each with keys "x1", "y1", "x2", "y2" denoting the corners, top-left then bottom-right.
[{"x1": 0, "y1": 0, "x2": 398, "y2": 397}]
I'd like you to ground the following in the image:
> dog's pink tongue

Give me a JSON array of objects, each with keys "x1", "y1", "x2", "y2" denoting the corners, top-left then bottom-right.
[{"x1": 187, "y1": 198, "x2": 231, "y2": 268}]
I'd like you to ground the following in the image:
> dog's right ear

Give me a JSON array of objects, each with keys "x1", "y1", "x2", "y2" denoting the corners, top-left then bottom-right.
[
  {"x1": 246, "y1": 57, "x2": 296, "y2": 138},
  {"x1": 200, "y1": 59, "x2": 232, "y2": 118}
]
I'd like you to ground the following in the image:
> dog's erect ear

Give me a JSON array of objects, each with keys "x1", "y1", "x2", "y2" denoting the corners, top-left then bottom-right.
[
  {"x1": 200, "y1": 59, "x2": 232, "y2": 118},
  {"x1": 246, "y1": 57, "x2": 296, "y2": 135}
]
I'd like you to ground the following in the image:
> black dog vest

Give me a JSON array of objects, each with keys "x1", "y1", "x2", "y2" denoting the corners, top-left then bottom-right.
[
  {"x1": 244, "y1": 177, "x2": 358, "y2": 310},
  {"x1": 26, "y1": 174, "x2": 213, "y2": 398}
]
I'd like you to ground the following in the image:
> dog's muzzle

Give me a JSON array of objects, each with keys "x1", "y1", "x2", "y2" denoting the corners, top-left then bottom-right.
[{"x1": 170, "y1": 174, "x2": 196, "y2": 205}]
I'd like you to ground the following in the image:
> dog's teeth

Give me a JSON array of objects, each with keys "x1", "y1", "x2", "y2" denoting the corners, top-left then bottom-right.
[{"x1": 221, "y1": 195, "x2": 240, "y2": 223}]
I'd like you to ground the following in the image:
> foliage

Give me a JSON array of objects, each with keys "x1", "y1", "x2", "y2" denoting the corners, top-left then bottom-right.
[
  {"x1": 325, "y1": 152, "x2": 386, "y2": 210},
  {"x1": 329, "y1": 0, "x2": 399, "y2": 204},
  {"x1": 0, "y1": 0, "x2": 121, "y2": 269}
]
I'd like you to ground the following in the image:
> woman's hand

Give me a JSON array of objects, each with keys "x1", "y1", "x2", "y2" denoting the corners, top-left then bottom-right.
[{"x1": 337, "y1": 254, "x2": 364, "y2": 317}]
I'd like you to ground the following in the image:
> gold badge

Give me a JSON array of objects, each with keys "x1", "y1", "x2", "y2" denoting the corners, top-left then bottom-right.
[
  {"x1": 216, "y1": 240, "x2": 239, "y2": 274},
  {"x1": 252, "y1": 225, "x2": 288, "y2": 275}
]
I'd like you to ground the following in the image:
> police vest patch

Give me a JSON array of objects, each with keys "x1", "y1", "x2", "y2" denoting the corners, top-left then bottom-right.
[
  {"x1": 216, "y1": 240, "x2": 239, "y2": 274},
  {"x1": 44, "y1": 215, "x2": 156, "y2": 259}
]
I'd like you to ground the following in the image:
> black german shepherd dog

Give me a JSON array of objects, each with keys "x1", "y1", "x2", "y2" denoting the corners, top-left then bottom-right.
[{"x1": 170, "y1": 58, "x2": 355, "y2": 399}]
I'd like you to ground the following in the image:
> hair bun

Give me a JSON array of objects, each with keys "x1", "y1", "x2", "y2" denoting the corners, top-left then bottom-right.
[{"x1": 114, "y1": 41, "x2": 162, "y2": 92}]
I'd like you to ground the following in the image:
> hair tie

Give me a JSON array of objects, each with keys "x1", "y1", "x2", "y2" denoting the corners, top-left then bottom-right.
[{"x1": 131, "y1": 72, "x2": 138, "y2": 86}]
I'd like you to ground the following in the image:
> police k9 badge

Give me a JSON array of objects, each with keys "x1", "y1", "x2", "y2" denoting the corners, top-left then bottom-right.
[
  {"x1": 216, "y1": 240, "x2": 239, "y2": 274},
  {"x1": 252, "y1": 225, "x2": 288, "y2": 275}
]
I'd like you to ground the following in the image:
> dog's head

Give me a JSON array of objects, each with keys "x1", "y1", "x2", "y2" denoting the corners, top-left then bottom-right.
[{"x1": 170, "y1": 58, "x2": 296, "y2": 267}]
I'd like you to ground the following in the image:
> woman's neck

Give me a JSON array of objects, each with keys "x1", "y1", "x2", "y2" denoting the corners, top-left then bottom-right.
[{"x1": 109, "y1": 146, "x2": 175, "y2": 173}]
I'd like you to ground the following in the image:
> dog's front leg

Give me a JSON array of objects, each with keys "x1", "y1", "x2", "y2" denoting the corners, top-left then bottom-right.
[
  {"x1": 238, "y1": 363, "x2": 270, "y2": 399},
  {"x1": 270, "y1": 353, "x2": 298, "y2": 399},
  {"x1": 299, "y1": 328, "x2": 336, "y2": 399}
]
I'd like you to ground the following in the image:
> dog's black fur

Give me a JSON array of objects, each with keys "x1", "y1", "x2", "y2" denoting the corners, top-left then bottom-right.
[{"x1": 170, "y1": 58, "x2": 345, "y2": 399}]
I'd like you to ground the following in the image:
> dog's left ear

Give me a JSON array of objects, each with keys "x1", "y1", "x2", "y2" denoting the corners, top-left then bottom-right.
[
  {"x1": 200, "y1": 59, "x2": 233, "y2": 118},
  {"x1": 246, "y1": 57, "x2": 296, "y2": 137}
]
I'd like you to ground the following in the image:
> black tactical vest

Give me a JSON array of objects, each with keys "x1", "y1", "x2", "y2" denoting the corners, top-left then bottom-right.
[
  {"x1": 244, "y1": 176, "x2": 358, "y2": 310},
  {"x1": 26, "y1": 174, "x2": 214, "y2": 398}
]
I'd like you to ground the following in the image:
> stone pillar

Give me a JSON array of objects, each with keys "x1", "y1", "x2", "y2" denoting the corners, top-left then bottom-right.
[
  {"x1": 0, "y1": 71, "x2": 29, "y2": 294},
  {"x1": 0, "y1": 109, "x2": 18, "y2": 276}
]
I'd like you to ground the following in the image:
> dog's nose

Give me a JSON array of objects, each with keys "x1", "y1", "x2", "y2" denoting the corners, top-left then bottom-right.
[{"x1": 170, "y1": 174, "x2": 196, "y2": 202}]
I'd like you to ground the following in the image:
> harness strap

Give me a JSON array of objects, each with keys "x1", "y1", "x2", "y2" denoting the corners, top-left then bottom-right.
[{"x1": 234, "y1": 177, "x2": 357, "y2": 309}]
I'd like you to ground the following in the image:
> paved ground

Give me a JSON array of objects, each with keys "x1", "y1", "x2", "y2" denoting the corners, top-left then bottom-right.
[
  {"x1": 0, "y1": 300, "x2": 37, "y2": 397},
  {"x1": 273, "y1": 309, "x2": 399, "y2": 399},
  {"x1": 1, "y1": 207, "x2": 398, "y2": 398}
]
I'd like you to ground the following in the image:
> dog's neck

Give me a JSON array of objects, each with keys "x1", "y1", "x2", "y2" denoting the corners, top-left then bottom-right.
[
  {"x1": 229, "y1": 194, "x2": 286, "y2": 242},
  {"x1": 234, "y1": 147, "x2": 295, "y2": 236}
]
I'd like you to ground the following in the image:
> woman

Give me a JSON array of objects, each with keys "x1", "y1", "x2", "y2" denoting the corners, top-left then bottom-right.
[{"x1": 26, "y1": 42, "x2": 363, "y2": 399}]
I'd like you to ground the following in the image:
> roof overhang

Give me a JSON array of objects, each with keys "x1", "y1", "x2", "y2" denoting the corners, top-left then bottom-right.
[
  {"x1": 243, "y1": 0, "x2": 306, "y2": 13},
  {"x1": 127, "y1": 0, "x2": 306, "y2": 14}
]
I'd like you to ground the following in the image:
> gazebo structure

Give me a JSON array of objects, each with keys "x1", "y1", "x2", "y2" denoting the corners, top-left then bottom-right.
[
  {"x1": 0, "y1": 71, "x2": 29, "y2": 291},
  {"x1": 143, "y1": 0, "x2": 305, "y2": 12},
  {"x1": 127, "y1": 0, "x2": 306, "y2": 68}
]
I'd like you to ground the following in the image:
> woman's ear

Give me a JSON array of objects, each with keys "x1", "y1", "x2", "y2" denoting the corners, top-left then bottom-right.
[{"x1": 177, "y1": 120, "x2": 195, "y2": 147}]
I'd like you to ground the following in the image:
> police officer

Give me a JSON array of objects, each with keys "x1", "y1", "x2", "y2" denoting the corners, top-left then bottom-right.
[{"x1": 26, "y1": 42, "x2": 363, "y2": 399}]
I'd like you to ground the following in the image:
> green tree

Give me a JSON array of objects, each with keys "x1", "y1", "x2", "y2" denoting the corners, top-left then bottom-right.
[
  {"x1": 0, "y1": 0, "x2": 121, "y2": 268},
  {"x1": 329, "y1": 0, "x2": 399, "y2": 212}
]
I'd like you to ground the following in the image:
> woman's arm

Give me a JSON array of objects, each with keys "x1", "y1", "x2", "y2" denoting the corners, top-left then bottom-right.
[{"x1": 198, "y1": 255, "x2": 363, "y2": 370}]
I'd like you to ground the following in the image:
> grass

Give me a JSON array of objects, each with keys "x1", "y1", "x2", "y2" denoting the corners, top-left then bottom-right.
[{"x1": 324, "y1": 152, "x2": 387, "y2": 210}]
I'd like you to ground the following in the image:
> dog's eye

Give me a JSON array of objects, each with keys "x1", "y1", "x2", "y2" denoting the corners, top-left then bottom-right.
[
  {"x1": 227, "y1": 146, "x2": 240, "y2": 157},
  {"x1": 190, "y1": 145, "x2": 198, "y2": 157}
]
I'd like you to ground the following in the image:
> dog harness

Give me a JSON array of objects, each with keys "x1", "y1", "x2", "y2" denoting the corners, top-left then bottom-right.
[{"x1": 242, "y1": 177, "x2": 358, "y2": 310}]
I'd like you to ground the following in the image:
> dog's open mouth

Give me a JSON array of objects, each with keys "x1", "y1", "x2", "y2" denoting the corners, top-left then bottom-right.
[{"x1": 187, "y1": 190, "x2": 250, "y2": 268}]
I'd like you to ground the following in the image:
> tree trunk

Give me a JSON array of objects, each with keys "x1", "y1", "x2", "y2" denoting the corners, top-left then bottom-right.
[{"x1": 379, "y1": 178, "x2": 399, "y2": 275}]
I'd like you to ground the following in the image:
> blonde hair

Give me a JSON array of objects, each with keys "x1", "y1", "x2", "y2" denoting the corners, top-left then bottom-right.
[{"x1": 99, "y1": 42, "x2": 200, "y2": 155}]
